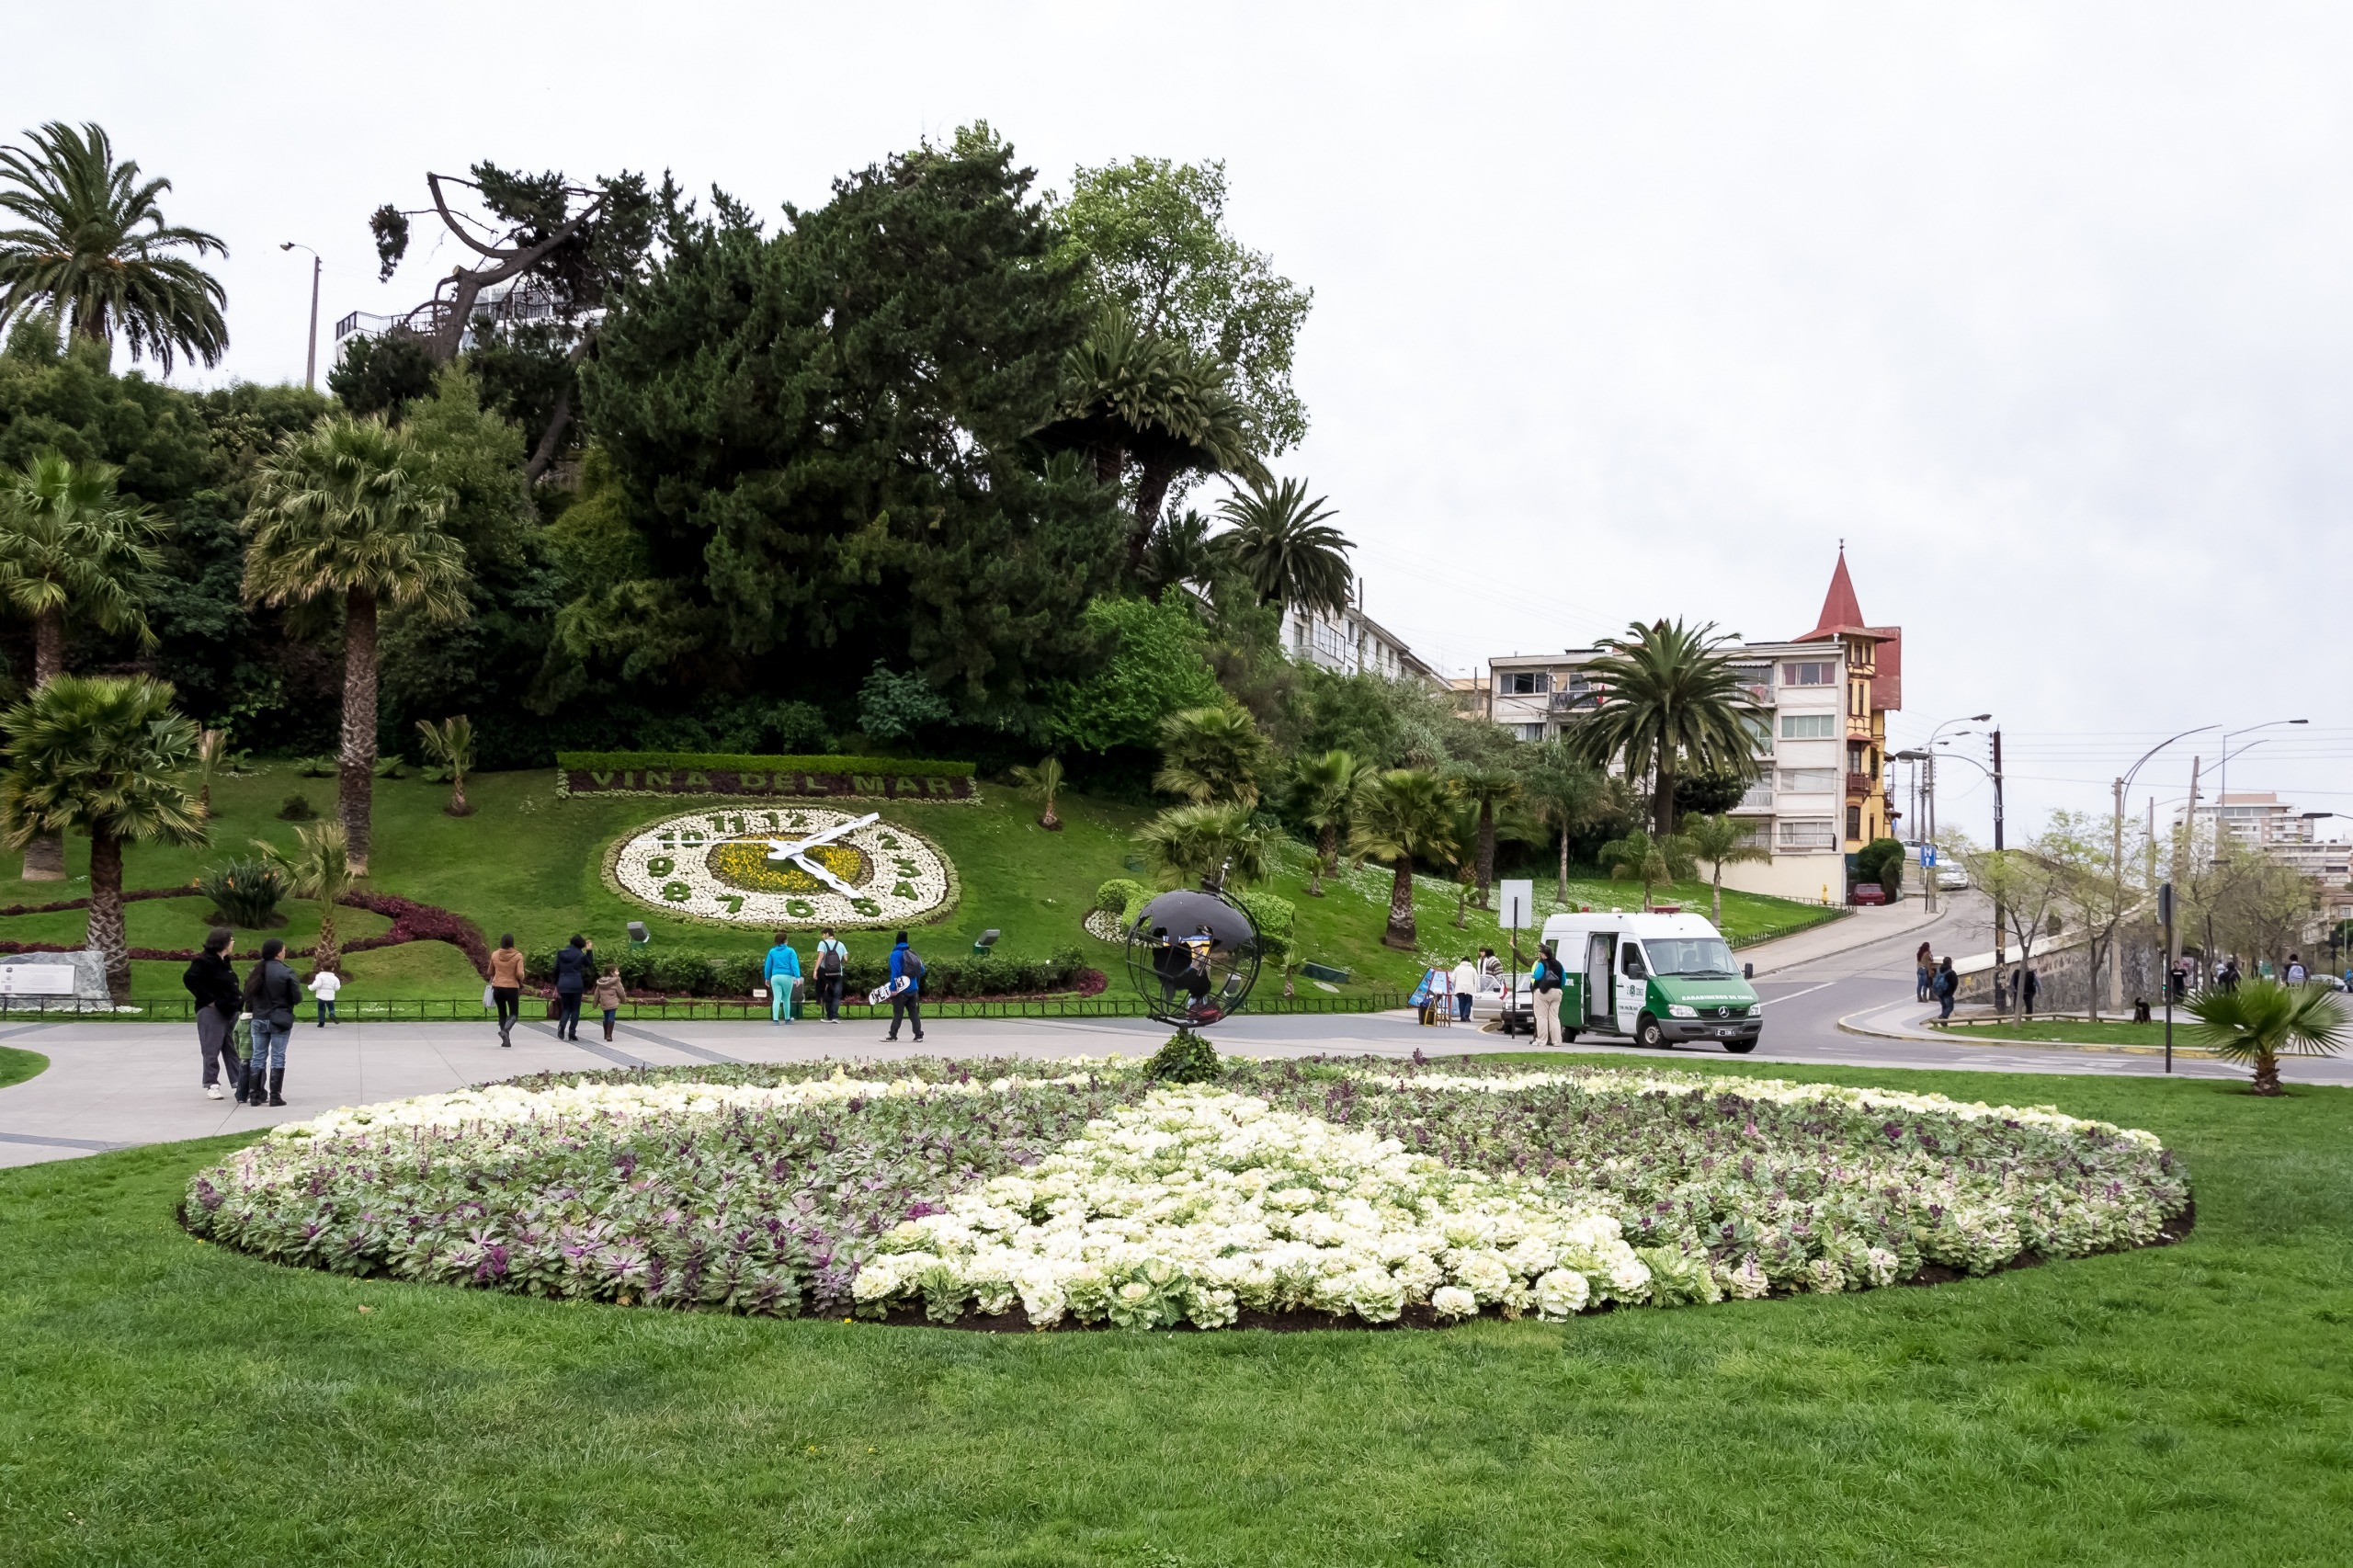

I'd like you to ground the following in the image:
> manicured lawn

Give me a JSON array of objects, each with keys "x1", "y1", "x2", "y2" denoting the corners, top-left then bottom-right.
[
  {"x1": 0, "y1": 769, "x2": 1841, "y2": 1002},
  {"x1": 0, "y1": 1044, "x2": 44, "y2": 1088},
  {"x1": 1937, "y1": 1017, "x2": 2210, "y2": 1050},
  {"x1": 1, "y1": 1057, "x2": 2347, "y2": 1563}
]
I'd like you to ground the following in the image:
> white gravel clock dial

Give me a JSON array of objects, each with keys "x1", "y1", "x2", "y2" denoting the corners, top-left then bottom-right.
[{"x1": 609, "y1": 807, "x2": 952, "y2": 927}]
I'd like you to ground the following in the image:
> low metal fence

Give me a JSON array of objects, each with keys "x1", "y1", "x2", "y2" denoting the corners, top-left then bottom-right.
[{"x1": 4, "y1": 992, "x2": 1408, "y2": 1026}]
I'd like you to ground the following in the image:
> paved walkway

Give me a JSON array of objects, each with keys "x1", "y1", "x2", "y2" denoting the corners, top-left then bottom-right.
[{"x1": 1739, "y1": 898, "x2": 1949, "y2": 976}]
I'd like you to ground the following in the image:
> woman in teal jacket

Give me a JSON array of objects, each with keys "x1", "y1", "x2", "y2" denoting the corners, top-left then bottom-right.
[{"x1": 763, "y1": 930, "x2": 801, "y2": 1024}]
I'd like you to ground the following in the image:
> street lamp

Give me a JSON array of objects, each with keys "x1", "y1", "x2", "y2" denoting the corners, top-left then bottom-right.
[
  {"x1": 2107, "y1": 725, "x2": 2220, "y2": 1012},
  {"x1": 2214, "y1": 718, "x2": 2308, "y2": 861},
  {"x1": 281, "y1": 242, "x2": 322, "y2": 392}
]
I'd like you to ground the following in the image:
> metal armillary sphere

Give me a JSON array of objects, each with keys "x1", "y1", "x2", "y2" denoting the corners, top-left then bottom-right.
[{"x1": 1122, "y1": 886, "x2": 1262, "y2": 1029}]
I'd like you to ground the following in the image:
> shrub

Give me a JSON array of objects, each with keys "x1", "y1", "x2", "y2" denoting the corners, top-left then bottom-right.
[
  {"x1": 1095, "y1": 878, "x2": 1151, "y2": 923},
  {"x1": 1144, "y1": 1029, "x2": 1222, "y2": 1083},
  {"x1": 277, "y1": 793, "x2": 317, "y2": 821},
  {"x1": 1230, "y1": 887, "x2": 1298, "y2": 970},
  {"x1": 523, "y1": 943, "x2": 1089, "y2": 999},
  {"x1": 196, "y1": 858, "x2": 290, "y2": 928}
]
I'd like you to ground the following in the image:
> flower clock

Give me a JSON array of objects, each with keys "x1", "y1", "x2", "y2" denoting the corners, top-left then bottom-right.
[{"x1": 609, "y1": 807, "x2": 953, "y2": 928}]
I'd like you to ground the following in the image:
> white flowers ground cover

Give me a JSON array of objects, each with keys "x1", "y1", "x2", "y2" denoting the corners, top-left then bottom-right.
[{"x1": 182, "y1": 1056, "x2": 2190, "y2": 1330}]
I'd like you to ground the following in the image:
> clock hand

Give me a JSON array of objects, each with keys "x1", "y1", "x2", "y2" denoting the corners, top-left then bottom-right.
[
  {"x1": 788, "y1": 853, "x2": 860, "y2": 896},
  {"x1": 762, "y1": 812, "x2": 881, "y2": 861}
]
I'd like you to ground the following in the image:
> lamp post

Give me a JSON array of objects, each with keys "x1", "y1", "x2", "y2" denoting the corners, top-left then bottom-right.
[
  {"x1": 1915, "y1": 713, "x2": 1992, "y2": 911},
  {"x1": 2213, "y1": 718, "x2": 2308, "y2": 864},
  {"x1": 2109, "y1": 726, "x2": 2219, "y2": 1012},
  {"x1": 281, "y1": 242, "x2": 322, "y2": 392}
]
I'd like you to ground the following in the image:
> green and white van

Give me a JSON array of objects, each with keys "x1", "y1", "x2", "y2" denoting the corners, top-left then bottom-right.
[{"x1": 1536, "y1": 910, "x2": 1762, "y2": 1052}]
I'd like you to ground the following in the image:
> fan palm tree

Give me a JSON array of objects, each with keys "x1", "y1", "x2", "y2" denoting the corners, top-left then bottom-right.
[
  {"x1": 1137, "y1": 508, "x2": 1219, "y2": 602},
  {"x1": 1449, "y1": 765, "x2": 1523, "y2": 909},
  {"x1": 258, "y1": 820, "x2": 354, "y2": 977},
  {"x1": 0, "y1": 121, "x2": 229, "y2": 371},
  {"x1": 0, "y1": 451, "x2": 166, "y2": 880},
  {"x1": 2187, "y1": 977, "x2": 2347, "y2": 1096},
  {"x1": 1135, "y1": 801, "x2": 1273, "y2": 892},
  {"x1": 1521, "y1": 742, "x2": 1617, "y2": 907},
  {"x1": 1009, "y1": 755, "x2": 1065, "y2": 831},
  {"x1": 414, "y1": 715, "x2": 475, "y2": 817},
  {"x1": 1154, "y1": 704, "x2": 1271, "y2": 809},
  {"x1": 244, "y1": 415, "x2": 468, "y2": 875},
  {"x1": 1598, "y1": 826, "x2": 1697, "y2": 912},
  {"x1": 1679, "y1": 812, "x2": 1771, "y2": 927},
  {"x1": 0, "y1": 676, "x2": 205, "y2": 999},
  {"x1": 1212, "y1": 477, "x2": 1353, "y2": 618},
  {"x1": 1350, "y1": 768, "x2": 1458, "y2": 949},
  {"x1": 1289, "y1": 748, "x2": 1361, "y2": 896},
  {"x1": 1568, "y1": 619, "x2": 1764, "y2": 835}
]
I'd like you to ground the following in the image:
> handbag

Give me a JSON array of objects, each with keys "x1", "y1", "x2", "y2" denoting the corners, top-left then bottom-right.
[{"x1": 482, "y1": 983, "x2": 496, "y2": 1009}]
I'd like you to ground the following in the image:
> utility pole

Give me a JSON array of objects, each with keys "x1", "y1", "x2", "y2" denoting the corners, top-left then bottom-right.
[
  {"x1": 282, "y1": 242, "x2": 323, "y2": 392},
  {"x1": 2110, "y1": 775, "x2": 2125, "y2": 1014},
  {"x1": 2182, "y1": 754, "x2": 2201, "y2": 978},
  {"x1": 1991, "y1": 729, "x2": 2007, "y2": 1010}
]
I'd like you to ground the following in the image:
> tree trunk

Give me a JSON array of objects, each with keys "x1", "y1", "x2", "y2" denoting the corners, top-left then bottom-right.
[
  {"x1": 19, "y1": 608, "x2": 68, "y2": 881},
  {"x1": 1654, "y1": 761, "x2": 1677, "y2": 835},
  {"x1": 340, "y1": 586, "x2": 380, "y2": 875},
  {"x1": 1712, "y1": 865, "x2": 1724, "y2": 927},
  {"x1": 1557, "y1": 831, "x2": 1570, "y2": 908},
  {"x1": 1130, "y1": 458, "x2": 1176, "y2": 572},
  {"x1": 2252, "y1": 1051, "x2": 2282, "y2": 1096},
  {"x1": 1383, "y1": 858, "x2": 1417, "y2": 949},
  {"x1": 524, "y1": 379, "x2": 575, "y2": 483},
  {"x1": 1039, "y1": 798, "x2": 1062, "y2": 831},
  {"x1": 448, "y1": 774, "x2": 472, "y2": 818},
  {"x1": 313, "y1": 903, "x2": 341, "y2": 978},
  {"x1": 87, "y1": 828, "x2": 127, "y2": 1002},
  {"x1": 1475, "y1": 803, "x2": 1496, "y2": 907},
  {"x1": 1310, "y1": 825, "x2": 1335, "y2": 896}
]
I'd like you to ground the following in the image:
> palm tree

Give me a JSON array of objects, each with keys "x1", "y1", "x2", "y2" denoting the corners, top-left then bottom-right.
[
  {"x1": 414, "y1": 716, "x2": 475, "y2": 817},
  {"x1": 258, "y1": 820, "x2": 355, "y2": 977},
  {"x1": 0, "y1": 452, "x2": 166, "y2": 880},
  {"x1": 1135, "y1": 801, "x2": 1273, "y2": 892},
  {"x1": 1212, "y1": 477, "x2": 1353, "y2": 617},
  {"x1": 1009, "y1": 755, "x2": 1065, "y2": 831},
  {"x1": 192, "y1": 728, "x2": 230, "y2": 812},
  {"x1": 244, "y1": 416, "x2": 468, "y2": 874},
  {"x1": 1350, "y1": 768, "x2": 1458, "y2": 949},
  {"x1": 1598, "y1": 826, "x2": 1697, "y2": 913},
  {"x1": 1443, "y1": 800, "x2": 1483, "y2": 929},
  {"x1": 1449, "y1": 765, "x2": 1523, "y2": 909},
  {"x1": 1137, "y1": 508, "x2": 1220, "y2": 602},
  {"x1": 1679, "y1": 812, "x2": 1770, "y2": 926},
  {"x1": 1154, "y1": 704, "x2": 1271, "y2": 809},
  {"x1": 0, "y1": 121, "x2": 228, "y2": 371},
  {"x1": 1521, "y1": 742, "x2": 1616, "y2": 907},
  {"x1": 1290, "y1": 748, "x2": 1361, "y2": 895},
  {"x1": 2187, "y1": 978, "x2": 2347, "y2": 1096},
  {"x1": 0, "y1": 676, "x2": 205, "y2": 999},
  {"x1": 1569, "y1": 619, "x2": 1764, "y2": 835}
]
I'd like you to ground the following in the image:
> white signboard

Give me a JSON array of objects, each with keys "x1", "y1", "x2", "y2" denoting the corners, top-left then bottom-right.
[
  {"x1": 0, "y1": 964, "x2": 78, "y2": 995},
  {"x1": 1499, "y1": 880, "x2": 1534, "y2": 932}
]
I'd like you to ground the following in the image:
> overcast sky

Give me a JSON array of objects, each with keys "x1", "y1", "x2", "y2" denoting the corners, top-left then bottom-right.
[{"x1": 19, "y1": 2, "x2": 2352, "y2": 841}]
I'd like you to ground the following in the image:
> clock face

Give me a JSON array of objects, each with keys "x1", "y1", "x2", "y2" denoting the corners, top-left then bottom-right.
[{"x1": 609, "y1": 807, "x2": 953, "y2": 927}]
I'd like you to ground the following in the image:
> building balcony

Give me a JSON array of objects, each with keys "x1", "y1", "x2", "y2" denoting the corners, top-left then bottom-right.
[{"x1": 1846, "y1": 772, "x2": 1873, "y2": 798}]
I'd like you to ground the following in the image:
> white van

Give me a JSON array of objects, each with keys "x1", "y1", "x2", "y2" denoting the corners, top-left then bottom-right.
[{"x1": 1530, "y1": 910, "x2": 1762, "y2": 1052}]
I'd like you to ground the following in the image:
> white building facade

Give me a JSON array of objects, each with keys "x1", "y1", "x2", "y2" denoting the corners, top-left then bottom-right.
[{"x1": 1281, "y1": 598, "x2": 1440, "y2": 685}]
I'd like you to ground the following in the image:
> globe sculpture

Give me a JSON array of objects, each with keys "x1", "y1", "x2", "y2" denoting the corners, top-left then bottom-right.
[{"x1": 1121, "y1": 887, "x2": 1263, "y2": 1028}]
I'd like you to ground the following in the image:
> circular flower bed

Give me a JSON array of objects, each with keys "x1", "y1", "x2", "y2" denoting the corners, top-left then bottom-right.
[
  {"x1": 608, "y1": 807, "x2": 953, "y2": 929},
  {"x1": 182, "y1": 1057, "x2": 2189, "y2": 1329}
]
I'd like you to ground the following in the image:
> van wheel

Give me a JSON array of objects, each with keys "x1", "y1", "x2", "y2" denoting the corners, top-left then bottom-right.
[
  {"x1": 1635, "y1": 1013, "x2": 1666, "y2": 1049},
  {"x1": 1722, "y1": 1039, "x2": 1757, "y2": 1055}
]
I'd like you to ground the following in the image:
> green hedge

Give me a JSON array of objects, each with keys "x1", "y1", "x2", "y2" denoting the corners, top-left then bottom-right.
[
  {"x1": 524, "y1": 944, "x2": 1089, "y2": 1000},
  {"x1": 555, "y1": 752, "x2": 975, "y2": 778}
]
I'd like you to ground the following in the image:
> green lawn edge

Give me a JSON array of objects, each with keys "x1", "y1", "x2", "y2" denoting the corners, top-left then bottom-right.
[{"x1": 0, "y1": 1044, "x2": 46, "y2": 1088}]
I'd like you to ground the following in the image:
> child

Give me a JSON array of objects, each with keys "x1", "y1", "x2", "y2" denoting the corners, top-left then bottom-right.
[
  {"x1": 309, "y1": 965, "x2": 342, "y2": 1027},
  {"x1": 592, "y1": 963, "x2": 627, "y2": 1042}
]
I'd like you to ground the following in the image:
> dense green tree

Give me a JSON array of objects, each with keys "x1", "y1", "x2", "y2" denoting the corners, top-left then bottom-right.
[
  {"x1": 1135, "y1": 507, "x2": 1219, "y2": 602},
  {"x1": 1449, "y1": 764, "x2": 1522, "y2": 909},
  {"x1": 1599, "y1": 826, "x2": 1698, "y2": 912},
  {"x1": 0, "y1": 122, "x2": 228, "y2": 371},
  {"x1": 1154, "y1": 704, "x2": 1272, "y2": 809},
  {"x1": 327, "y1": 332, "x2": 438, "y2": 421},
  {"x1": 581, "y1": 127, "x2": 1129, "y2": 733},
  {"x1": 1673, "y1": 767, "x2": 1752, "y2": 818},
  {"x1": 0, "y1": 321, "x2": 213, "y2": 497},
  {"x1": 244, "y1": 415, "x2": 469, "y2": 873},
  {"x1": 1213, "y1": 476, "x2": 1352, "y2": 617},
  {"x1": 1350, "y1": 767, "x2": 1457, "y2": 949},
  {"x1": 1569, "y1": 619, "x2": 1764, "y2": 835},
  {"x1": 0, "y1": 675, "x2": 205, "y2": 997},
  {"x1": 1049, "y1": 596, "x2": 1221, "y2": 754},
  {"x1": 1052, "y1": 156, "x2": 1313, "y2": 455}
]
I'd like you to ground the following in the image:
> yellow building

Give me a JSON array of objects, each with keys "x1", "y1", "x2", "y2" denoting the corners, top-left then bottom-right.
[{"x1": 1791, "y1": 549, "x2": 1902, "y2": 853}]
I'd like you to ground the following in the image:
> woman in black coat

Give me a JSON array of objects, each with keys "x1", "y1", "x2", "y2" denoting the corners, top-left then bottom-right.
[
  {"x1": 241, "y1": 937, "x2": 301, "y2": 1108},
  {"x1": 181, "y1": 926, "x2": 244, "y2": 1102}
]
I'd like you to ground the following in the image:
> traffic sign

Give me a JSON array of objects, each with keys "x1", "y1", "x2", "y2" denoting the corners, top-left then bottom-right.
[{"x1": 1918, "y1": 845, "x2": 1938, "y2": 868}]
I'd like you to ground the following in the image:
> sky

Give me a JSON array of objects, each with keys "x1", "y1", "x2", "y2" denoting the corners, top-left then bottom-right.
[{"x1": 16, "y1": 1, "x2": 2353, "y2": 843}]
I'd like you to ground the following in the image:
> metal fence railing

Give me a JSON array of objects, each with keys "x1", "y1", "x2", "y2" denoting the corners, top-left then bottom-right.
[{"x1": 4, "y1": 992, "x2": 1410, "y2": 1027}]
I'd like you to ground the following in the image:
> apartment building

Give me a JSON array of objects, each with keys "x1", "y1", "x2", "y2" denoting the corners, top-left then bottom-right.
[
  {"x1": 1483, "y1": 551, "x2": 1903, "y2": 903},
  {"x1": 2180, "y1": 792, "x2": 2352, "y2": 887},
  {"x1": 1280, "y1": 593, "x2": 1440, "y2": 685}
]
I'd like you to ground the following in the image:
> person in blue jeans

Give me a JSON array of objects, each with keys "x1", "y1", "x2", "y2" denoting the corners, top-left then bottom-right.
[
  {"x1": 1933, "y1": 957, "x2": 1958, "y2": 1019},
  {"x1": 551, "y1": 935, "x2": 594, "y2": 1040},
  {"x1": 241, "y1": 937, "x2": 301, "y2": 1108},
  {"x1": 884, "y1": 930, "x2": 925, "y2": 1042},
  {"x1": 763, "y1": 930, "x2": 801, "y2": 1024}
]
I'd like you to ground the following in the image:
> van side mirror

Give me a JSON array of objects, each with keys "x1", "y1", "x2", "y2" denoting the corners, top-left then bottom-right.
[{"x1": 1744, "y1": 962, "x2": 1754, "y2": 979}]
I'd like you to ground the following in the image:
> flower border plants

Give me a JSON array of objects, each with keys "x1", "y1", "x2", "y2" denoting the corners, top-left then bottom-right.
[
  {"x1": 598, "y1": 805, "x2": 961, "y2": 934},
  {"x1": 606, "y1": 805, "x2": 957, "y2": 931}
]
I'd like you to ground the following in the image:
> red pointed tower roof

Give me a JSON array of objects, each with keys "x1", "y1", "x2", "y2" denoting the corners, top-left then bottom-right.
[
  {"x1": 1795, "y1": 545, "x2": 1902, "y2": 710},
  {"x1": 1805, "y1": 546, "x2": 1868, "y2": 637}
]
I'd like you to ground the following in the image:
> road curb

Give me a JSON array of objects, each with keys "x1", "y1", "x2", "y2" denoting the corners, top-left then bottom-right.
[{"x1": 1837, "y1": 1006, "x2": 2220, "y2": 1059}]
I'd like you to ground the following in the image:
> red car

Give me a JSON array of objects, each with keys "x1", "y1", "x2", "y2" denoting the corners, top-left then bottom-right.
[{"x1": 1850, "y1": 882, "x2": 1887, "y2": 906}]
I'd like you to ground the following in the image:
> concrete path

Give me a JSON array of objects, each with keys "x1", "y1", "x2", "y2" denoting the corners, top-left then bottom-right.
[{"x1": 1738, "y1": 897, "x2": 1949, "y2": 976}]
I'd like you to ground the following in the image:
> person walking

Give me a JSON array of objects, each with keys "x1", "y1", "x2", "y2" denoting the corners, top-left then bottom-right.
[
  {"x1": 2285, "y1": 953, "x2": 2309, "y2": 983},
  {"x1": 1530, "y1": 939, "x2": 1565, "y2": 1045},
  {"x1": 592, "y1": 962, "x2": 627, "y2": 1043},
  {"x1": 1915, "y1": 941, "x2": 1934, "y2": 1003},
  {"x1": 883, "y1": 930, "x2": 926, "y2": 1043},
  {"x1": 551, "y1": 935, "x2": 594, "y2": 1041},
  {"x1": 2219, "y1": 959, "x2": 2241, "y2": 994},
  {"x1": 764, "y1": 930, "x2": 801, "y2": 1025},
  {"x1": 2020, "y1": 964, "x2": 2040, "y2": 1017},
  {"x1": 1933, "y1": 957, "x2": 1958, "y2": 1019},
  {"x1": 813, "y1": 927, "x2": 848, "y2": 1022},
  {"x1": 1450, "y1": 955, "x2": 1478, "y2": 1023},
  {"x1": 181, "y1": 926, "x2": 245, "y2": 1103},
  {"x1": 488, "y1": 934, "x2": 526, "y2": 1047},
  {"x1": 309, "y1": 964, "x2": 342, "y2": 1027},
  {"x1": 242, "y1": 937, "x2": 300, "y2": 1108}
]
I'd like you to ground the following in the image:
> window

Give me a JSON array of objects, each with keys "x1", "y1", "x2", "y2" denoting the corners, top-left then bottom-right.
[
  {"x1": 1738, "y1": 780, "x2": 1774, "y2": 810},
  {"x1": 1779, "y1": 767, "x2": 1837, "y2": 793},
  {"x1": 1744, "y1": 714, "x2": 1772, "y2": 753},
  {"x1": 1847, "y1": 744, "x2": 1867, "y2": 773},
  {"x1": 1781, "y1": 713, "x2": 1837, "y2": 739},
  {"x1": 1621, "y1": 945, "x2": 1648, "y2": 978},
  {"x1": 1779, "y1": 819, "x2": 1836, "y2": 849},
  {"x1": 1515, "y1": 723, "x2": 1545, "y2": 742},
  {"x1": 1780, "y1": 661, "x2": 1836, "y2": 686},
  {"x1": 1644, "y1": 937, "x2": 1738, "y2": 978},
  {"x1": 1846, "y1": 805, "x2": 1863, "y2": 841},
  {"x1": 1504, "y1": 671, "x2": 1551, "y2": 695}
]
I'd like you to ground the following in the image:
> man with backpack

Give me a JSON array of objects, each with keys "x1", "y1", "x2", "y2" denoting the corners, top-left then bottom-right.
[
  {"x1": 813, "y1": 927, "x2": 848, "y2": 1022},
  {"x1": 884, "y1": 930, "x2": 926, "y2": 1043}
]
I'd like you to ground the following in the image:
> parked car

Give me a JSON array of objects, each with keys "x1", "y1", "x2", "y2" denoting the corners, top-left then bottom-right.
[
  {"x1": 1850, "y1": 882, "x2": 1887, "y2": 906},
  {"x1": 1937, "y1": 866, "x2": 1969, "y2": 891}
]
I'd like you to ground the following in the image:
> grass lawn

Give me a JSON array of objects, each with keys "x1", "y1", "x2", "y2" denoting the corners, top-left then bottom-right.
[
  {"x1": 1937, "y1": 1017, "x2": 2210, "y2": 1050},
  {"x1": 2, "y1": 1057, "x2": 2347, "y2": 1563},
  {"x1": 0, "y1": 1044, "x2": 44, "y2": 1088},
  {"x1": 0, "y1": 769, "x2": 1840, "y2": 1002}
]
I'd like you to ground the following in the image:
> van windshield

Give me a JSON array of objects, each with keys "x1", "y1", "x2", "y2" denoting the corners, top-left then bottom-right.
[{"x1": 1643, "y1": 937, "x2": 1739, "y2": 978}]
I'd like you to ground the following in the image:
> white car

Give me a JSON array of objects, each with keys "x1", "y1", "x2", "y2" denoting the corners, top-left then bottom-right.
[{"x1": 1936, "y1": 866, "x2": 1969, "y2": 892}]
